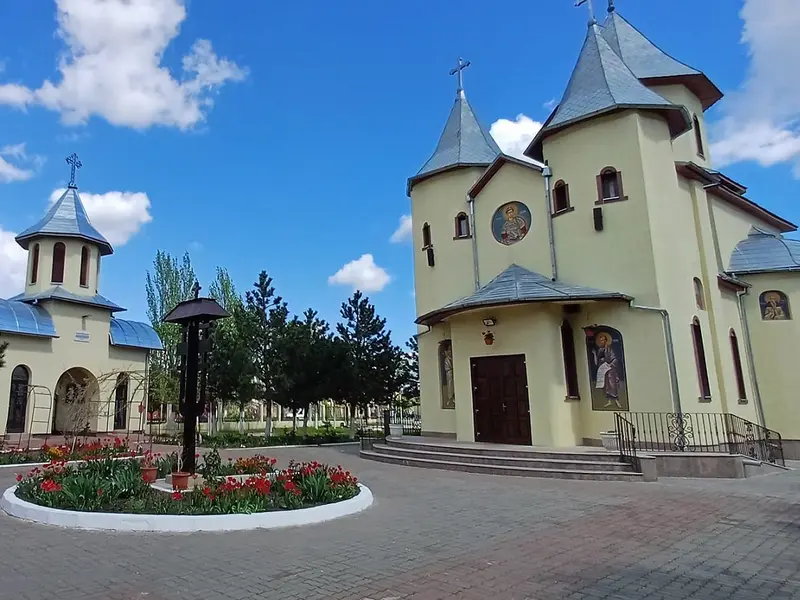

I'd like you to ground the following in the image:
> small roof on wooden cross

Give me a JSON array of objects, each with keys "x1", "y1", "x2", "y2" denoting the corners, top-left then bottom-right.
[{"x1": 162, "y1": 296, "x2": 229, "y2": 325}]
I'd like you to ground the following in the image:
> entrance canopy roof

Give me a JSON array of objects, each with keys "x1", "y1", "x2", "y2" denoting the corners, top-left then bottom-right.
[{"x1": 417, "y1": 264, "x2": 631, "y2": 325}]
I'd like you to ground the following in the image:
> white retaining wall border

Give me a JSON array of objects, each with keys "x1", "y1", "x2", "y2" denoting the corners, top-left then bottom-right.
[{"x1": 0, "y1": 483, "x2": 373, "y2": 532}]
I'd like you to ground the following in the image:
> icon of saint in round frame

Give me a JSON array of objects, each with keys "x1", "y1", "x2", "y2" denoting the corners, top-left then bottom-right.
[{"x1": 491, "y1": 202, "x2": 532, "y2": 246}]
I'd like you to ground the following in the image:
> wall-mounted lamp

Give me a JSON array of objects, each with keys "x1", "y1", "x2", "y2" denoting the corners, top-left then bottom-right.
[{"x1": 482, "y1": 317, "x2": 496, "y2": 327}]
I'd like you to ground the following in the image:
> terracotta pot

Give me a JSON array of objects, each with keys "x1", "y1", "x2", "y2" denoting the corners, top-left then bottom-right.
[
  {"x1": 484, "y1": 335, "x2": 494, "y2": 346},
  {"x1": 141, "y1": 466, "x2": 158, "y2": 483},
  {"x1": 171, "y1": 471, "x2": 190, "y2": 491}
]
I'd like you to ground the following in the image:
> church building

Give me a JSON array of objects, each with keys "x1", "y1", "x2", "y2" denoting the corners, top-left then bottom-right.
[
  {"x1": 0, "y1": 155, "x2": 162, "y2": 439},
  {"x1": 409, "y1": 5, "x2": 800, "y2": 459}
]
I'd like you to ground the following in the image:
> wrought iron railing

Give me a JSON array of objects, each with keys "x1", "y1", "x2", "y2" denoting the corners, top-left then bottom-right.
[
  {"x1": 614, "y1": 413, "x2": 640, "y2": 472},
  {"x1": 383, "y1": 409, "x2": 422, "y2": 437},
  {"x1": 617, "y1": 412, "x2": 785, "y2": 467}
]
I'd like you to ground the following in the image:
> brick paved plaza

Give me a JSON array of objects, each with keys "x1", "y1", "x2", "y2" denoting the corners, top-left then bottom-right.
[{"x1": 0, "y1": 444, "x2": 798, "y2": 600}]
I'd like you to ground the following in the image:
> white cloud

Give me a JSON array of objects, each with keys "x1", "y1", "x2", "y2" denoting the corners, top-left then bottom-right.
[
  {"x1": 0, "y1": 0, "x2": 247, "y2": 130},
  {"x1": 49, "y1": 188, "x2": 153, "y2": 246},
  {"x1": 711, "y1": 0, "x2": 800, "y2": 175},
  {"x1": 489, "y1": 114, "x2": 543, "y2": 160},
  {"x1": 390, "y1": 214, "x2": 412, "y2": 243},
  {"x1": 0, "y1": 143, "x2": 44, "y2": 183},
  {"x1": 328, "y1": 254, "x2": 391, "y2": 293},
  {"x1": 0, "y1": 227, "x2": 27, "y2": 298}
]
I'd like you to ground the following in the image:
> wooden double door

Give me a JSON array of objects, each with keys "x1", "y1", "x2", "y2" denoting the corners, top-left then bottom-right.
[{"x1": 470, "y1": 354, "x2": 532, "y2": 445}]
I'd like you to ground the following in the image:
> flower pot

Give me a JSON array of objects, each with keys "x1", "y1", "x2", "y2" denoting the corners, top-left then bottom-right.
[
  {"x1": 171, "y1": 471, "x2": 191, "y2": 491},
  {"x1": 600, "y1": 431, "x2": 618, "y2": 451},
  {"x1": 484, "y1": 335, "x2": 494, "y2": 346},
  {"x1": 388, "y1": 423, "x2": 404, "y2": 438},
  {"x1": 141, "y1": 466, "x2": 157, "y2": 483}
]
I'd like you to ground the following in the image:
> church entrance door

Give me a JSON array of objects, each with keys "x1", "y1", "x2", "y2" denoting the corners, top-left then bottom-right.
[{"x1": 470, "y1": 354, "x2": 531, "y2": 445}]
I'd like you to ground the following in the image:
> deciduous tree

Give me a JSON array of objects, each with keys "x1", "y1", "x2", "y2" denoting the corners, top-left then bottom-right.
[{"x1": 0, "y1": 336, "x2": 8, "y2": 370}]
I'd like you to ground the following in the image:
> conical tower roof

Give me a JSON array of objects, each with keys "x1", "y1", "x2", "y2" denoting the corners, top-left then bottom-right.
[
  {"x1": 15, "y1": 185, "x2": 113, "y2": 256},
  {"x1": 601, "y1": 10, "x2": 722, "y2": 109},
  {"x1": 408, "y1": 91, "x2": 500, "y2": 194},
  {"x1": 526, "y1": 24, "x2": 691, "y2": 156}
]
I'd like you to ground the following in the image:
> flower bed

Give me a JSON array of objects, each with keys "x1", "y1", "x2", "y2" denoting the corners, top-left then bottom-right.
[
  {"x1": 12, "y1": 455, "x2": 360, "y2": 516},
  {"x1": 0, "y1": 438, "x2": 136, "y2": 466},
  {"x1": 147, "y1": 428, "x2": 355, "y2": 449}
]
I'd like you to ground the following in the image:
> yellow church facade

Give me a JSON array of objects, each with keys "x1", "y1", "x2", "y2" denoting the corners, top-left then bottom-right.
[
  {"x1": 0, "y1": 157, "x2": 161, "y2": 440},
  {"x1": 409, "y1": 9, "x2": 800, "y2": 458}
]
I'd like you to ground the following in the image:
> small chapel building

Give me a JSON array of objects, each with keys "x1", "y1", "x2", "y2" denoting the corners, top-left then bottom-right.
[
  {"x1": 0, "y1": 157, "x2": 162, "y2": 439},
  {"x1": 409, "y1": 7, "x2": 800, "y2": 459}
]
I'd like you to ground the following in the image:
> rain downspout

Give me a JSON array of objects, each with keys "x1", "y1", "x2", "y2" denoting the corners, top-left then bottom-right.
[
  {"x1": 543, "y1": 163, "x2": 557, "y2": 281},
  {"x1": 629, "y1": 302, "x2": 682, "y2": 414},
  {"x1": 467, "y1": 193, "x2": 480, "y2": 291},
  {"x1": 735, "y1": 286, "x2": 766, "y2": 427}
]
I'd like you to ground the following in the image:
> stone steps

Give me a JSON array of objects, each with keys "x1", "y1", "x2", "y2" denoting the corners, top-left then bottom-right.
[{"x1": 385, "y1": 439, "x2": 622, "y2": 462}]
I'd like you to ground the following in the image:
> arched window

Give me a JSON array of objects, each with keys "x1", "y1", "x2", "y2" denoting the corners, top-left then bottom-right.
[
  {"x1": 79, "y1": 246, "x2": 90, "y2": 287},
  {"x1": 560, "y1": 321, "x2": 580, "y2": 398},
  {"x1": 729, "y1": 330, "x2": 747, "y2": 401},
  {"x1": 51, "y1": 242, "x2": 66, "y2": 284},
  {"x1": 596, "y1": 167, "x2": 625, "y2": 203},
  {"x1": 114, "y1": 373, "x2": 129, "y2": 430},
  {"x1": 5, "y1": 365, "x2": 30, "y2": 434},
  {"x1": 421, "y1": 223, "x2": 434, "y2": 267},
  {"x1": 30, "y1": 243, "x2": 40, "y2": 284},
  {"x1": 454, "y1": 213, "x2": 470, "y2": 239},
  {"x1": 691, "y1": 317, "x2": 711, "y2": 399},
  {"x1": 693, "y1": 115, "x2": 705, "y2": 158},
  {"x1": 693, "y1": 277, "x2": 705, "y2": 310},
  {"x1": 553, "y1": 180, "x2": 571, "y2": 214},
  {"x1": 759, "y1": 290, "x2": 791, "y2": 320},
  {"x1": 438, "y1": 340, "x2": 455, "y2": 409}
]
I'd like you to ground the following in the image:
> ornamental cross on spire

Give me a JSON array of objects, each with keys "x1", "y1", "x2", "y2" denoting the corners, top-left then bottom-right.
[
  {"x1": 66, "y1": 153, "x2": 82, "y2": 188},
  {"x1": 449, "y1": 57, "x2": 471, "y2": 96},
  {"x1": 575, "y1": 0, "x2": 596, "y2": 25},
  {"x1": 192, "y1": 280, "x2": 202, "y2": 299},
  {"x1": 608, "y1": 0, "x2": 615, "y2": 13}
]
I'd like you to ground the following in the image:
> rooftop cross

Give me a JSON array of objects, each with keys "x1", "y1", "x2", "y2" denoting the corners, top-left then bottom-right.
[
  {"x1": 192, "y1": 280, "x2": 202, "y2": 299},
  {"x1": 607, "y1": 0, "x2": 615, "y2": 12},
  {"x1": 66, "y1": 153, "x2": 82, "y2": 188},
  {"x1": 449, "y1": 57, "x2": 471, "y2": 96},
  {"x1": 575, "y1": 0, "x2": 596, "y2": 25}
]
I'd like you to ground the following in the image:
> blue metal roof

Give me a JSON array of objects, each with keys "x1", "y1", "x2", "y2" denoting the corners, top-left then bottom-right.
[
  {"x1": 9, "y1": 287, "x2": 125, "y2": 312},
  {"x1": 109, "y1": 318, "x2": 163, "y2": 350},
  {"x1": 417, "y1": 264, "x2": 630, "y2": 325},
  {"x1": 539, "y1": 24, "x2": 691, "y2": 142},
  {"x1": 601, "y1": 11, "x2": 722, "y2": 110},
  {"x1": 0, "y1": 299, "x2": 57, "y2": 338},
  {"x1": 408, "y1": 91, "x2": 500, "y2": 193},
  {"x1": 729, "y1": 228, "x2": 800, "y2": 275},
  {"x1": 15, "y1": 186, "x2": 114, "y2": 256}
]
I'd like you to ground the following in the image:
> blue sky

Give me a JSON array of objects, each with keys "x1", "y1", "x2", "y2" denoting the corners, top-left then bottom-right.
[{"x1": 1, "y1": 0, "x2": 799, "y2": 346}]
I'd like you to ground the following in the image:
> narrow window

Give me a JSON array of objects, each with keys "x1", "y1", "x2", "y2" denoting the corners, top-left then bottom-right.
[
  {"x1": 560, "y1": 321, "x2": 580, "y2": 398},
  {"x1": 693, "y1": 277, "x2": 705, "y2": 310},
  {"x1": 596, "y1": 167, "x2": 624, "y2": 202},
  {"x1": 79, "y1": 246, "x2": 90, "y2": 287},
  {"x1": 30, "y1": 244, "x2": 40, "y2": 284},
  {"x1": 454, "y1": 213, "x2": 470, "y2": 238},
  {"x1": 114, "y1": 373, "x2": 129, "y2": 430},
  {"x1": 422, "y1": 222, "x2": 434, "y2": 267},
  {"x1": 729, "y1": 330, "x2": 747, "y2": 401},
  {"x1": 5, "y1": 365, "x2": 31, "y2": 434},
  {"x1": 553, "y1": 180, "x2": 570, "y2": 213},
  {"x1": 691, "y1": 317, "x2": 711, "y2": 399},
  {"x1": 693, "y1": 115, "x2": 705, "y2": 158},
  {"x1": 51, "y1": 242, "x2": 66, "y2": 284}
]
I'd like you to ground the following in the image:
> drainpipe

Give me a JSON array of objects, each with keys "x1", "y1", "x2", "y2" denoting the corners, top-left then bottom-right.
[
  {"x1": 543, "y1": 163, "x2": 558, "y2": 281},
  {"x1": 467, "y1": 193, "x2": 480, "y2": 291},
  {"x1": 735, "y1": 287, "x2": 766, "y2": 427},
  {"x1": 629, "y1": 302, "x2": 682, "y2": 414}
]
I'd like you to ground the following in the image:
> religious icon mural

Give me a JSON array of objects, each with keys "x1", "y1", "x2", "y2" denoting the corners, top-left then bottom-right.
[
  {"x1": 491, "y1": 202, "x2": 531, "y2": 246},
  {"x1": 759, "y1": 290, "x2": 791, "y2": 321},
  {"x1": 439, "y1": 340, "x2": 455, "y2": 409},
  {"x1": 584, "y1": 326, "x2": 629, "y2": 411}
]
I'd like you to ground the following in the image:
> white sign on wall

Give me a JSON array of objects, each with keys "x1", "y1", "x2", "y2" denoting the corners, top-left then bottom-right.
[{"x1": 74, "y1": 330, "x2": 90, "y2": 343}]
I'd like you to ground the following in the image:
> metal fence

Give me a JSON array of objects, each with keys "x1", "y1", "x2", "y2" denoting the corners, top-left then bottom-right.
[
  {"x1": 618, "y1": 412, "x2": 785, "y2": 467},
  {"x1": 614, "y1": 413, "x2": 640, "y2": 472}
]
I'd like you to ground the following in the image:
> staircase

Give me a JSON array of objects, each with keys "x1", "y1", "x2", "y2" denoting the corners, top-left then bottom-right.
[{"x1": 360, "y1": 437, "x2": 645, "y2": 482}]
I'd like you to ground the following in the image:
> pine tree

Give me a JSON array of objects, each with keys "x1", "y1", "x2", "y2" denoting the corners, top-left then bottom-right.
[
  {"x1": 0, "y1": 336, "x2": 8, "y2": 370},
  {"x1": 398, "y1": 335, "x2": 420, "y2": 410}
]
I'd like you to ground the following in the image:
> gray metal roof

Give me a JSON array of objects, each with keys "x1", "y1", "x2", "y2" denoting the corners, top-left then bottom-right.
[
  {"x1": 601, "y1": 11, "x2": 722, "y2": 109},
  {"x1": 541, "y1": 24, "x2": 691, "y2": 140},
  {"x1": 728, "y1": 228, "x2": 800, "y2": 275},
  {"x1": 9, "y1": 287, "x2": 125, "y2": 312},
  {"x1": 15, "y1": 186, "x2": 114, "y2": 256},
  {"x1": 408, "y1": 91, "x2": 500, "y2": 193},
  {"x1": 417, "y1": 264, "x2": 630, "y2": 325},
  {"x1": 0, "y1": 299, "x2": 57, "y2": 338},
  {"x1": 110, "y1": 318, "x2": 163, "y2": 350}
]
